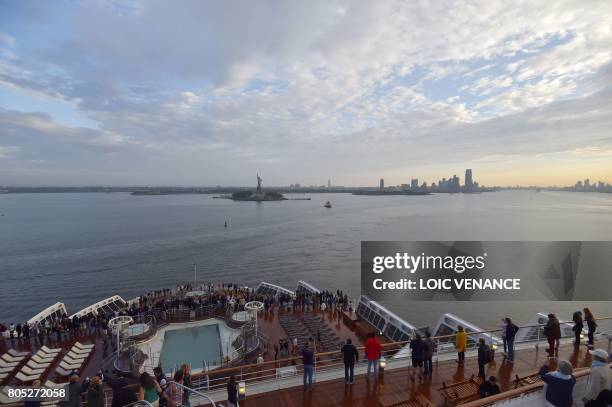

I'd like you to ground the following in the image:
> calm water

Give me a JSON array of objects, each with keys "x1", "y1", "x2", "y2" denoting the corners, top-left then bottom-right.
[{"x1": 1, "y1": 191, "x2": 611, "y2": 328}]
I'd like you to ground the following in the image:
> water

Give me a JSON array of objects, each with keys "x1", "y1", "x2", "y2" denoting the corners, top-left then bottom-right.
[
  {"x1": 1, "y1": 191, "x2": 611, "y2": 328},
  {"x1": 159, "y1": 324, "x2": 222, "y2": 370}
]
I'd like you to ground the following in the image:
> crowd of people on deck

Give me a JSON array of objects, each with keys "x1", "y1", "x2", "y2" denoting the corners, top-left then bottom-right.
[{"x1": 5, "y1": 287, "x2": 611, "y2": 407}]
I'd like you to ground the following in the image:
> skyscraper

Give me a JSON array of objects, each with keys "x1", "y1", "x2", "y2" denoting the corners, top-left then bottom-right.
[
  {"x1": 465, "y1": 169, "x2": 473, "y2": 191},
  {"x1": 328, "y1": 179, "x2": 331, "y2": 188},
  {"x1": 380, "y1": 178, "x2": 384, "y2": 190},
  {"x1": 411, "y1": 178, "x2": 419, "y2": 190}
]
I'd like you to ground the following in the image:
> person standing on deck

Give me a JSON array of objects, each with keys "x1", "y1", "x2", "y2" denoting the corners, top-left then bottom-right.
[
  {"x1": 504, "y1": 317, "x2": 518, "y2": 363},
  {"x1": 365, "y1": 332, "x2": 382, "y2": 378},
  {"x1": 572, "y1": 311, "x2": 583, "y2": 346},
  {"x1": 455, "y1": 326, "x2": 467, "y2": 363},
  {"x1": 544, "y1": 314, "x2": 561, "y2": 357},
  {"x1": 423, "y1": 331, "x2": 436, "y2": 376},
  {"x1": 226, "y1": 375, "x2": 238, "y2": 407},
  {"x1": 180, "y1": 364, "x2": 192, "y2": 407},
  {"x1": 301, "y1": 343, "x2": 314, "y2": 389},
  {"x1": 584, "y1": 308, "x2": 597, "y2": 349},
  {"x1": 477, "y1": 338, "x2": 491, "y2": 380},
  {"x1": 341, "y1": 338, "x2": 359, "y2": 384},
  {"x1": 410, "y1": 333, "x2": 425, "y2": 381}
]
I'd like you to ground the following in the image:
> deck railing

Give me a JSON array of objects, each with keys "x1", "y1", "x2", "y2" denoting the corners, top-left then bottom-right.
[{"x1": 187, "y1": 315, "x2": 611, "y2": 397}]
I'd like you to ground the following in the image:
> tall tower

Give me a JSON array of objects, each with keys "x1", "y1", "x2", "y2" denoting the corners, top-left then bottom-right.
[
  {"x1": 465, "y1": 169, "x2": 473, "y2": 191},
  {"x1": 328, "y1": 179, "x2": 331, "y2": 188},
  {"x1": 379, "y1": 178, "x2": 384, "y2": 190}
]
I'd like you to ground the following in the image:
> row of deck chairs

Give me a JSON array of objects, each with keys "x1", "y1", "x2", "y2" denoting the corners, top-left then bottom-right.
[
  {"x1": 15, "y1": 346, "x2": 62, "y2": 383},
  {"x1": 56, "y1": 342, "x2": 95, "y2": 377},
  {"x1": 0, "y1": 348, "x2": 30, "y2": 384},
  {"x1": 278, "y1": 315, "x2": 312, "y2": 350},
  {"x1": 302, "y1": 313, "x2": 342, "y2": 351},
  {"x1": 0, "y1": 342, "x2": 95, "y2": 386}
]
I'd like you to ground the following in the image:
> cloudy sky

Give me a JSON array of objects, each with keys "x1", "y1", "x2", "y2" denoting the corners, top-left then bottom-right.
[{"x1": 1, "y1": 0, "x2": 611, "y2": 187}]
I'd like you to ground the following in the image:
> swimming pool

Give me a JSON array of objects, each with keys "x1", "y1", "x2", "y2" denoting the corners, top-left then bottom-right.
[{"x1": 159, "y1": 324, "x2": 223, "y2": 372}]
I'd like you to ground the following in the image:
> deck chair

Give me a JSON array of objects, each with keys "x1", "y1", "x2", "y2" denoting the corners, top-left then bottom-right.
[
  {"x1": 16, "y1": 371, "x2": 42, "y2": 383},
  {"x1": 1, "y1": 353, "x2": 25, "y2": 363},
  {"x1": 31, "y1": 353, "x2": 56, "y2": 364},
  {"x1": 74, "y1": 342, "x2": 95, "y2": 350},
  {"x1": 8, "y1": 349, "x2": 30, "y2": 357},
  {"x1": 40, "y1": 346, "x2": 62, "y2": 355},
  {"x1": 59, "y1": 360, "x2": 82, "y2": 371}
]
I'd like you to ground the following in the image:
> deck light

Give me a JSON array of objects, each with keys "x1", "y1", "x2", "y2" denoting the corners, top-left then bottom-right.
[
  {"x1": 580, "y1": 333, "x2": 585, "y2": 339},
  {"x1": 238, "y1": 381, "x2": 246, "y2": 397},
  {"x1": 491, "y1": 344, "x2": 498, "y2": 350},
  {"x1": 379, "y1": 357, "x2": 386, "y2": 370}
]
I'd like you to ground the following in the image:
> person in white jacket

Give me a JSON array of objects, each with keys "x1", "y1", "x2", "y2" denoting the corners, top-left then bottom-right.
[{"x1": 583, "y1": 349, "x2": 611, "y2": 403}]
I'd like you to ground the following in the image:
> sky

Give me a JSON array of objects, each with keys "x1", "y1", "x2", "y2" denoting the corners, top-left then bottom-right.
[{"x1": 1, "y1": 0, "x2": 611, "y2": 187}]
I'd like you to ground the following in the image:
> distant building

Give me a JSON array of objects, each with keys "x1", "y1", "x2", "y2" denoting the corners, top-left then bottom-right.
[
  {"x1": 411, "y1": 178, "x2": 418, "y2": 190},
  {"x1": 328, "y1": 179, "x2": 331, "y2": 188},
  {"x1": 465, "y1": 169, "x2": 473, "y2": 191},
  {"x1": 379, "y1": 178, "x2": 384, "y2": 190}
]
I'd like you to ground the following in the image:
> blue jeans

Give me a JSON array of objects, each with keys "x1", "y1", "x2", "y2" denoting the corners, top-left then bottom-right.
[
  {"x1": 507, "y1": 338, "x2": 515, "y2": 361},
  {"x1": 303, "y1": 364, "x2": 313, "y2": 386},
  {"x1": 367, "y1": 359, "x2": 379, "y2": 376}
]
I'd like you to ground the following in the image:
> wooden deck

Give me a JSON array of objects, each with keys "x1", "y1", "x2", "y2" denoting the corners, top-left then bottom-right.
[
  {"x1": 234, "y1": 338, "x2": 608, "y2": 406},
  {"x1": 1, "y1": 306, "x2": 608, "y2": 407}
]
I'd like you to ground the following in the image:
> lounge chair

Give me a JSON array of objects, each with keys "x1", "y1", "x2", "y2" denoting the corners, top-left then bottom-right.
[
  {"x1": 74, "y1": 342, "x2": 95, "y2": 350},
  {"x1": 16, "y1": 371, "x2": 42, "y2": 383},
  {"x1": 26, "y1": 360, "x2": 50, "y2": 370},
  {"x1": 59, "y1": 360, "x2": 82, "y2": 371},
  {"x1": 64, "y1": 355, "x2": 87, "y2": 365},
  {"x1": 0, "y1": 358, "x2": 20, "y2": 368},
  {"x1": 8, "y1": 349, "x2": 29, "y2": 358},
  {"x1": 0, "y1": 366, "x2": 17, "y2": 374},
  {"x1": 40, "y1": 346, "x2": 61, "y2": 355},
  {"x1": 68, "y1": 347, "x2": 91, "y2": 356},
  {"x1": 67, "y1": 350, "x2": 90, "y2": 360},
  {"x1": 1, "y1": 353, "x2": 25, "y2": 363},
  {"x1": 55, "y1": 366, "x2": 76, "y2": 377},
  {"x1": 31, "y1": 354, "x2": 56, "y2": 364},
  {"x1": 44, "y1": 380, "x2": 66, "y2": 389},
  {"x1": 21, "y1": 365, "x2": 47, "y2": 376}
]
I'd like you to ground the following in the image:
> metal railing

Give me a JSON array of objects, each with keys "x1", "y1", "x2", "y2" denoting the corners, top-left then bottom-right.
[
  {"x1": 186, "y1": 316, "x2": 611, "y2": 396},
  {"x1": 164, "y1": 380, "x2": 216, "y2": 406},
  {"x1": 461, "y1": 362, "x2": 612, "y2": 407}
]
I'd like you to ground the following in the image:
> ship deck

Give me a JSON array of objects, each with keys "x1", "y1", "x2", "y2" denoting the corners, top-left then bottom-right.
[
  {"x1": 237, "y1": 338, "x2": 609, "y2": 406},
  {"x1": 1, "y1": 304, "x2": 609, "y2": 407}
]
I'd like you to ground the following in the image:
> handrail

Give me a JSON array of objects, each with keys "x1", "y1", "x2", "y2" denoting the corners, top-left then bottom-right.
[
  {"x1": 165, "y1": 380, "x2": 216, "y2": 406},
  {"x1": 460, "y1": 363, "x2": 611, "y2": 407},
  {"x1": 189, "y1": 315, "x2": 612, "y2": 380},
  {"x1": 123, "y1": 401, "x2": 154, "y2": 407}
]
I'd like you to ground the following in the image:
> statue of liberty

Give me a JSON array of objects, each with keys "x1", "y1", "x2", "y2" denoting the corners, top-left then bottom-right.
[{"x1": 256, "y1": 174, "x2": 263, "y2": 195}]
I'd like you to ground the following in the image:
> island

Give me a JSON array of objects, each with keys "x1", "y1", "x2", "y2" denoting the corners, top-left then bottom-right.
[{"x1": 231, "y1": 175, "x2": 287, "y2": 201}]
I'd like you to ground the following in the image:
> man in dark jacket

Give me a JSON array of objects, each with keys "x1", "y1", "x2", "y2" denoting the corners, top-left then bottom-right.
[
  {"x1": 544, "y1": 314, "x2": 561, "y2": 356},
  {"x1": 504, "y1": 317, "x2": 518, "y2": 362},
  {"x1": 341, "y1": 338, "x2": 359, "y2": 384},
  {"x1": 111, "y1": 378, "x2": 138, "y2": 407},
  {"x1": 479, "y1": 376, "x2": 500, "y2": 398},
  {"x1": 477, "y1": 338, "x2": 490, "y2": 380}
]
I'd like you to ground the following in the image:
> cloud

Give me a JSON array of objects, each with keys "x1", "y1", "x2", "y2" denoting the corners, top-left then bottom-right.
[{"x1": 0, "y1": 0, "x2": 611, "y2": 185}]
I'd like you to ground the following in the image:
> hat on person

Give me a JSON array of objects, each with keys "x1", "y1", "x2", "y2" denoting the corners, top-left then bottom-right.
[{"x1": 589, "y1": 349, "x2": 609, "y2": 360}]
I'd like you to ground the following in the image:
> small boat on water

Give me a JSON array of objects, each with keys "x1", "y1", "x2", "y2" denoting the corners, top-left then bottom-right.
[{"x1": 323, "y1": 201, "x2": 332, "y2": 208}]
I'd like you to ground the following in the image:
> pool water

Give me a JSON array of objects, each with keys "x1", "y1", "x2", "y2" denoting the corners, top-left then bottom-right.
[{"x1": 159, "y1": 324, "x2": 223, "y2": 372}]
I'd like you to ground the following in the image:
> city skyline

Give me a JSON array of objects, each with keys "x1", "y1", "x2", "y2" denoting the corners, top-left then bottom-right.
[{"x1": 1, "y1": 1, "x2": 612, "y2": 187}]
